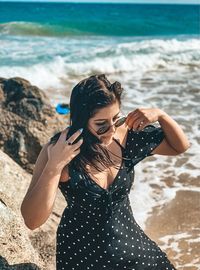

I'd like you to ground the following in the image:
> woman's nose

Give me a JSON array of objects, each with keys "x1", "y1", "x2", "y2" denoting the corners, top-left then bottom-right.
[{"x1": 110, "y1": 123, "x2": 116, "y2": 133}]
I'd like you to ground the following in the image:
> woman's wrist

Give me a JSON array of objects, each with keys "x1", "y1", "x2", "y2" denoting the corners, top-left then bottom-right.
[
  {"x1": 45, "y1": 161, "x2": 64, "y2": 176},
  {"x1": 157, "y1": 108, "x2": 168, "y2": 122}
]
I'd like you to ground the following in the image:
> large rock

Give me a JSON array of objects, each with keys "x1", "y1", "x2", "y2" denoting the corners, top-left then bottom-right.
[
  {"x1": 0, "y1": 150, "x2": 43, "y2": 269},
  {"x1": 0, "y1": 77, "x2": 68, "y2": 173},
  {"x1": 0, "y1": 77, "x2": 69, "y2": 269},
  {"x1": 0, "y1": 193, "x2": 42, "y2": 270},
  {"x1": 0, "y1": 150, "x2": 67, "y2": 270}
]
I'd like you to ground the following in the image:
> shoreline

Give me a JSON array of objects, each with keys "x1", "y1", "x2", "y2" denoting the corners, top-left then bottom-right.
[{"x1": 145, "y1": 189, "x2": 200, "y2": 269}]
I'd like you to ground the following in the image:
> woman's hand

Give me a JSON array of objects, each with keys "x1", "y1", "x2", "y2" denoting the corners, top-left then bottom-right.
[
  {"x1": 125, "y1": 108, "x2": 165, "y2": 131},
  {"x1": 47, "y1": 127, "x2": 83, "y2": 171}
]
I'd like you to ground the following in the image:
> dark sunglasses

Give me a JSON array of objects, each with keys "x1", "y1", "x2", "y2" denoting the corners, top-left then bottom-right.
[{"x1": 96, "y1": 116, "x2": 127, "y2": 135}]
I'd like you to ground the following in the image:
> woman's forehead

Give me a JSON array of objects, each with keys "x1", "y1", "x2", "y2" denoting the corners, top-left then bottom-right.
[{"x1": 91, "y1": 102, "x2": 120, "y2": 120}]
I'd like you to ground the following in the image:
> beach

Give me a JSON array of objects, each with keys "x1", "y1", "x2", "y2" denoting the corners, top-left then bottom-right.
[{"x1": 0, "y1": 2, "x2": 200, "y2": 269}]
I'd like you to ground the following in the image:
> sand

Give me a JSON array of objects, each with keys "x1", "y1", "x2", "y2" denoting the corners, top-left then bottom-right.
[{"x1": 145, "y1": 190, "x2": 200, "y2": 269}]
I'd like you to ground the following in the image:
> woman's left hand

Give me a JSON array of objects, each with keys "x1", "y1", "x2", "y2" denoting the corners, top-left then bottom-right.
[{"x1": 125, "y1": 108, "x2": 165, "y2": 131}]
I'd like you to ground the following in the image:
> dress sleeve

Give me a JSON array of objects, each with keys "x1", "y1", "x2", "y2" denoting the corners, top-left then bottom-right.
[{"x1": 125, "y1": 124, "x2": 165, "y2": 166}]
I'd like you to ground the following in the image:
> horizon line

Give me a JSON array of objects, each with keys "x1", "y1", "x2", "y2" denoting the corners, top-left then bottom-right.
[{"x1": 0, "y1": 0, "x2": 199, "y2": 4}]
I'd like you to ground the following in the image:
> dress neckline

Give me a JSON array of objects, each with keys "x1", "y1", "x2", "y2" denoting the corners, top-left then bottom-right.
[
  {"x1": 59, "y1": 130, "x2": 132, "y2": 192},
  {"x1": 85, "y1": 138, "x2": 125, "y2": 192}
]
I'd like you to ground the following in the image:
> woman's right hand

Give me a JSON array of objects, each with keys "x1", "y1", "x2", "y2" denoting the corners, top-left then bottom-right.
[{"x1": 47, "y1": 127, "x2": 83, "y2": 171}]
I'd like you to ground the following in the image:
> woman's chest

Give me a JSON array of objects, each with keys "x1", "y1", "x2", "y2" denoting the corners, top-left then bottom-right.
[{"x1": 86, "y1": 162, "x2": 122, "y2": 190}]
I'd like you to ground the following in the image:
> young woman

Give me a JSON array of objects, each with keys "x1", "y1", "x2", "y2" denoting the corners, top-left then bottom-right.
[{"x1": 21, "y1": 74, "x2": 190, "y2": 270}]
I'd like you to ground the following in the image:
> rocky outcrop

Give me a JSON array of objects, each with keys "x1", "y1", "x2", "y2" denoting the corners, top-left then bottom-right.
[
  {"x1": 0, "y1": 78, "x2": 68, "y2": 269},
  {"x1": 0, "y1": 150, "x2": 43, "y2": 269},
  {"x1": 0, "y1": 149, "x2": 67, "y2": 270},
  {"x1": 0, "y1": 77, "x2": 68, "y2": 173}
]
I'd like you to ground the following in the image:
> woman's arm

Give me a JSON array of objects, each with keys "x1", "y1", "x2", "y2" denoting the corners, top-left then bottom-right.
[
  {"x1": 21, "y1": 128, "x2": 83, "y2": 230},
  {"x1": 151, "y1": 109, "x2": 190, "y2": 155},
  {"x1": 21, "y1": 157, "x2": 63, "y2": 230},
  {"x1": 125, "y1": 107, "x2": 190, "y2": 156}
]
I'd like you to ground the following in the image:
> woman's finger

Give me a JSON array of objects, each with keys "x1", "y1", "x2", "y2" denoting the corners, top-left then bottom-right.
[
  {"x1": 137, "y1": 119, "x2": 149, "y2": 131},
  {"x1": 58, "y1": 127, "x2": 70, "y2": 143},
  {"x1": 71, "y1": 138, "x2": 83, "y2": 151},
  {"x1": 126, "y1": 115, "x2": 142, "y2": 129},
  {"x1": 133, "y1": 117, "x2": 147, "y2": 130},
  {"x1": 126, "y1": 112, "x2": 140, "y2": 127},
  {"x1": 74, "y1": 148, "x2": 81, "y2": 155},
  {"x1": 66, "y1": 129, "x2": 83, "y2": 144}
]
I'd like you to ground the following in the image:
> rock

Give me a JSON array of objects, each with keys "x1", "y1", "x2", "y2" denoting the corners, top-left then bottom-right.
[
  {"x1": 0, "y1": 149, "x2": 67, "y2": 270},
  {"x1": 0, "y1": 149, "x2": 44, "y2": 268},
  {"x1": 0, "y1": 77, "x2": 69, "y2": 174},
  {"x1": 0, "y1": 193, "x2": 42, "y2": 270},
  {"x1": 0, "y1": 77, "x2": 69, "y2": 269},
  {"x1": 0, "y1": 149, "x2": 33, "y2": 208}
]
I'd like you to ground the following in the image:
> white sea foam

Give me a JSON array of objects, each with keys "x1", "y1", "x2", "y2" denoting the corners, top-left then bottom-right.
[
  {"x1": 0, "y1": 36, "x2": 200, "y2": 90},
  {"x1": 0, "y1": 56, "x2": 67, "y2": 90},
  {"x1": 129, "y1": 156, "x2": 177, "y2": 229},
  {"x1": 159, "y1": 233, "x2": 200, "y2": 268}
]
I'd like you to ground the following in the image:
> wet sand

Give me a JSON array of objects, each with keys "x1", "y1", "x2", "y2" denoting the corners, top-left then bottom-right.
[{"x1": 145, "y1": 190, "x2": 200, "y2": 269}]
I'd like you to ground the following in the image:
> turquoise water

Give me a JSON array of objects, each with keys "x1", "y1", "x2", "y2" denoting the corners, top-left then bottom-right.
[
  {"x1": 0, "y1": 2, "x2": 199, "y2": 94},
  {"x1": 0, "y1": 3, "x2": 199, "y2": 37}
]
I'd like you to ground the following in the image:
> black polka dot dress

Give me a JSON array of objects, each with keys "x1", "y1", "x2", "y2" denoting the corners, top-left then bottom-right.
[{"x1": 56, "y1": 125, "x2": 176, "y2": 270}]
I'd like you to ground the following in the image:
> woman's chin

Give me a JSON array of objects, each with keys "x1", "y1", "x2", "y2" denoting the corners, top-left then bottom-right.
[{"x1": 100, "y1": 135, "x2": 114, "y2": 146}]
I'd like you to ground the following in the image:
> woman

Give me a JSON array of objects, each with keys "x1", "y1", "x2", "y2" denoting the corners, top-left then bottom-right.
[{"x1": 21, "y1": 74, "x2": 190, "y2": 270}]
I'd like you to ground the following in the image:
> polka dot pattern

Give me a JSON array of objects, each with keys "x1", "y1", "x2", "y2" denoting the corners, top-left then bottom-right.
[{"x1": 56, "y1": 125, "x2": 176, "y2": 269}]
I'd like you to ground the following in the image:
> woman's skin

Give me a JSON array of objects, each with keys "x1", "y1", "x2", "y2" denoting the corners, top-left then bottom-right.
[
  {"x1": 20, "y1": 130, "x2": 83, "y2": 230},
  {"x1": 21, "y1": 101, "x2": 190, "y2": 230}
]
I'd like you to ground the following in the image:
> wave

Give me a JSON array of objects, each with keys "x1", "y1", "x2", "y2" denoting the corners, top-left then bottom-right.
[
  {"x1": 1, "y1": 19, "x2": 199, "y2": 38},
  {"x1": 0, "y1": 22, "x2": 85, "y2": 37},
  {"x1": 0, "y1": 37, "x2": 200, "y2": 91}
]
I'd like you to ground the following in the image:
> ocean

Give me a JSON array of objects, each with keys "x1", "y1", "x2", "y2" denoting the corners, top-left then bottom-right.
[{"x1": 0, "y1": 2, "x2": 200, "y2": 269}]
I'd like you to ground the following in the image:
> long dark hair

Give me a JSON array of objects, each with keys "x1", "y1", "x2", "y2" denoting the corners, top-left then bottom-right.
[{"x1": 50, "y1": 74, "x2": 124, "y2": 175}]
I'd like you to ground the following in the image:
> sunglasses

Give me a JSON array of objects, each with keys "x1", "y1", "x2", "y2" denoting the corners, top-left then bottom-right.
[{"x1": 95, "y1": 116, "x2": 127, "y2": 135}]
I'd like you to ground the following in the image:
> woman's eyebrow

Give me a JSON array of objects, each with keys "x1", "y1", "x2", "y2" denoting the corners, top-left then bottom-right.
[{"x1": 94, "y1": 111, "x2": 120, "y2": 122}]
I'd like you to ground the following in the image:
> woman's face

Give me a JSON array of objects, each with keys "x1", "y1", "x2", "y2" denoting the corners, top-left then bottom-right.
[{"x1": 88, "y1": 101, "x2": 121, "y2": 146}]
